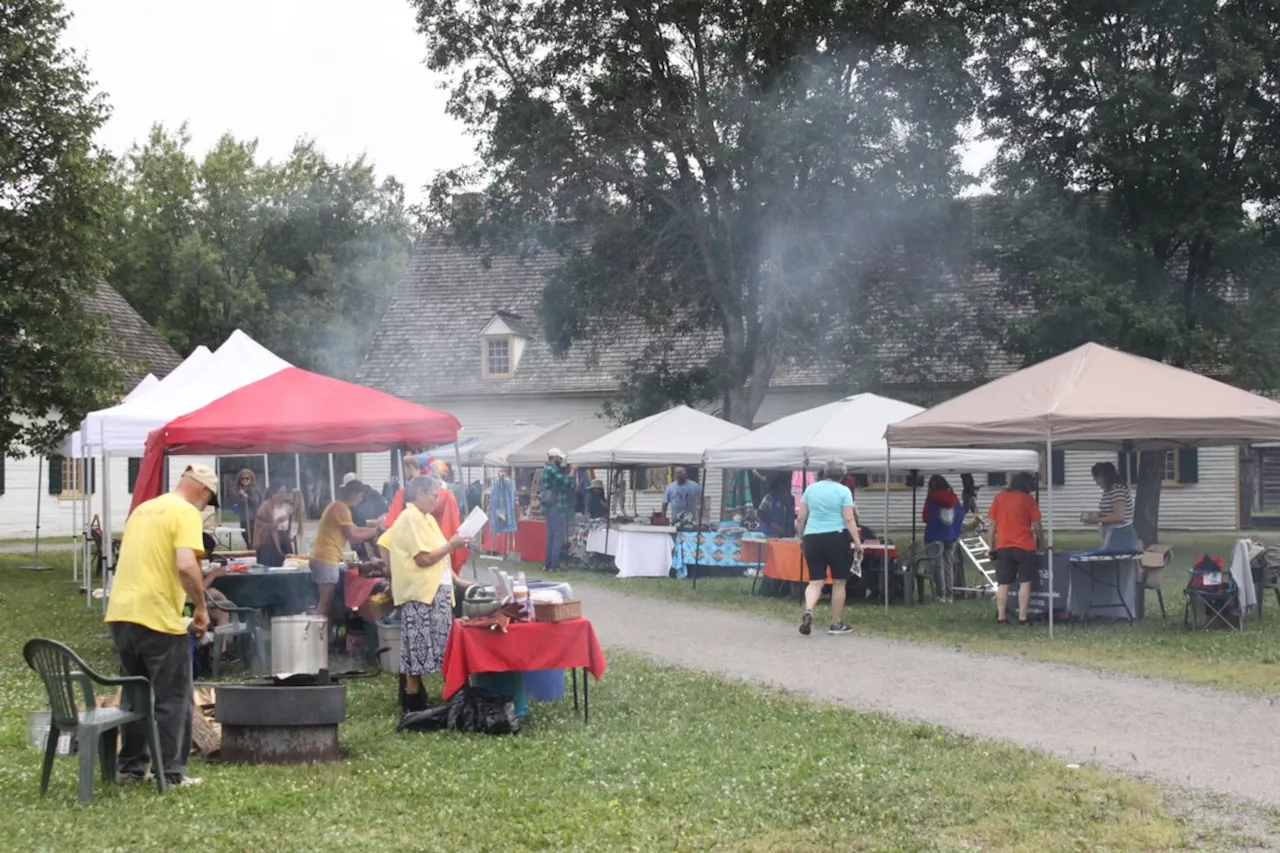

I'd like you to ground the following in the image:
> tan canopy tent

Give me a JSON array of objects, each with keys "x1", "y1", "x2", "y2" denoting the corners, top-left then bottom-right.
[
  {"x1": 885, "y1": 343, "x2": 1280, "y2": 450},
  {"x1": 884, "y1": 342, "x2": 1280, "y2": 635}
]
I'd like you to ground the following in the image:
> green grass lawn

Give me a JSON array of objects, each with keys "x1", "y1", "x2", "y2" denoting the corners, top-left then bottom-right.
[
  {"x1": 553, "y1": 530, "x2": 1280, "y2": 695},
  {"x1": 0, "y1": 553, "x2": 1204, "y2": 852}
]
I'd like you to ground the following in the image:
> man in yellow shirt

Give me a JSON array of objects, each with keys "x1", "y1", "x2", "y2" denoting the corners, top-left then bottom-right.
[
  {"x1": 106, "y1": 463, "x2": 217, "y2": 789},
  {"x1": 310, "y1": 479, "x2": 380, "y2": 627},
  {"x1": 378, "y1": 475, "x2": 472, "y2": 712}
]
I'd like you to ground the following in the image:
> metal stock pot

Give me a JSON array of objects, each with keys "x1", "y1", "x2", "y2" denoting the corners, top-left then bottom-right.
[{"x1": 270, "y1": 615, "x2": 328, "y2": 676}]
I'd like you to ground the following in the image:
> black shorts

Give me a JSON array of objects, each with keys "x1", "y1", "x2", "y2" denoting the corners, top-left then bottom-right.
[
  {"x1": 802, "y1": 531, "x2": 854, "y2": 582},
  {"x1": 995, "y1": 547, "x2": 1038, "y2": 585}
]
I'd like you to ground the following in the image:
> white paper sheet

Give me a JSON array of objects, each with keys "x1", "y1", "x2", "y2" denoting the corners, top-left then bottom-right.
[{"x1": 457, "y1": 506, "x2": 489, "y2": 541}]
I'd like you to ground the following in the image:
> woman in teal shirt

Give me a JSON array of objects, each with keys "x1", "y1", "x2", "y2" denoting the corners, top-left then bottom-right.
[{"x1": 797, "y1": 459, "x2": 864, "y2": 636}]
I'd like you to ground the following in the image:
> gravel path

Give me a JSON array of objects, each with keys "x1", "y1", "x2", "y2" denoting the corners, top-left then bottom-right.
[{"x1": 580, "y1": 585, "x2": 1280, "y2": 808}]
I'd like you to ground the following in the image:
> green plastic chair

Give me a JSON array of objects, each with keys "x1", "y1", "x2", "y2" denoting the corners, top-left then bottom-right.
[{"x1": 23, "y1": 639, "x2": 168, "y2": 802}]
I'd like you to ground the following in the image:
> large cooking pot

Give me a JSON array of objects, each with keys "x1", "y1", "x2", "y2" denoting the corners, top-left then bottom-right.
[
  {"x1": 271, "y1": 615, "x2": 329, "y2": 676},
  {"x1": 461, "y1": 585, "x2": 505, "y2": 619}
]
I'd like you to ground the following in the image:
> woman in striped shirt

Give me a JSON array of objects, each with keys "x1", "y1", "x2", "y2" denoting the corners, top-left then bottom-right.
[{"x1": 1082, "y1": 461, "x2": 1140, "y2": 551}]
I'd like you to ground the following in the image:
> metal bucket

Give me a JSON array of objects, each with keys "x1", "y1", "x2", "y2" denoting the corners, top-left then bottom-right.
[
  {"x1": 270, "y1": 615, "x2": 329, "y2": 676},
  {"x1": 375, "y1": 619, "x2": 401, "y2": 674},
  {"x1": 27, "y1": 710, "x2": 72, "y2": 756}
]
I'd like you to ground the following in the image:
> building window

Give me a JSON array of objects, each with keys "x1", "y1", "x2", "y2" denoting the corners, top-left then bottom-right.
[
  {"x1": 483, "y1": 337, "x2": 512, "y2": 378},
  {"x1": 51, "y1": 457, "x2": 94, "y2": 498},
  {"x1": 1161, "y1": 450, "x2": 1179, "y2": 485},
  {"x1": 868, "y1": 474, "x2": 912, "y2": 490}
]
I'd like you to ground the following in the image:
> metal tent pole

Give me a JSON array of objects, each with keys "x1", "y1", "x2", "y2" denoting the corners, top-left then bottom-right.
[
  {"x1": 20, "y1": 455, "x2": 49, "y2": 571},
  {"x1": 327, "y1": 454, "x2": 335, "y2": 504},
  {"x1": 294, "y1": 453, "x2": 302, "y2": 492},
  {"x1": 263, "y1": 454, "x2": 271, "y2": 493},
  {"x1": 1047, "y1": 438, "x2": 1055, "y2": 638},
  {"x1": 884, "y1": 448, "x2": 892, "y2": 615},
  {"x1": 100, "y1": 454, "x2": 113, "y2": 614},
  {"x1": 691, "y1": 463, "x2": 706, "y2": 588}
]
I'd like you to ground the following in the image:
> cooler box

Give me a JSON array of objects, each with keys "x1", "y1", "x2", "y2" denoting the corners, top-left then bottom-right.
[
  {"x1": 470, "y1": 672, "x2": 528, "y2": 718},
  {"x1": 524, "y1": 669, "x2": 566, "y2": 702}
]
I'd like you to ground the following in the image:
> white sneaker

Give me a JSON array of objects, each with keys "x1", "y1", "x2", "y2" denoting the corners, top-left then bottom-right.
[{"x1": 176, "y1": 776, "x2": 204, "y2": 788}]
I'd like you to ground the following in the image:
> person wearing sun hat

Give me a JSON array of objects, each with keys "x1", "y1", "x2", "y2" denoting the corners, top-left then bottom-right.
[
  {"x1": 540, "y1": 448, "x2": 578, "y2": 571},
  {"x1": 105, "y1": 463, "x2": 220, "y2": 789}
]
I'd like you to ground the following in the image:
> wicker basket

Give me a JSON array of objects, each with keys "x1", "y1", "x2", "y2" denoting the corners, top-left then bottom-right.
[{"x1": 533, "y1": 599, "x2": 582, "y2": 623}]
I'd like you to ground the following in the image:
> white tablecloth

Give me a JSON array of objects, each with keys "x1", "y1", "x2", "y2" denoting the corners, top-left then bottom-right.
[
  {"x1": 585, "y1": 526, "x2": 620, "y2": 557},
  {"x1": 614, "y1": 529, "x2": 675, "y2": 578}
]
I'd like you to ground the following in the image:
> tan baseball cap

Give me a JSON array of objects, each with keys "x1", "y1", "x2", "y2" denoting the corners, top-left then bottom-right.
[
  {"x1": 182, "y1": 464, "x2": 220, "y2": 507},
  {"x1": 342, "y1": 472, "x2": 359, "y2": 485}
]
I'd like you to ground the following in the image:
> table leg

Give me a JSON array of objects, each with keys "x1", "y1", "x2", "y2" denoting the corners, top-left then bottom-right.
[
  {"x1": 583, "y1": 667, "x2": 589, "y2": 724},
  {"x1": 572, "y1": 666, "x2": 579, "y2": 713}
]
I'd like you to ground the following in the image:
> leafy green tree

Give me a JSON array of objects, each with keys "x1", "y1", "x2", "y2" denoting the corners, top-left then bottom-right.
[
  {"x1": 0, "y1": 0, "x2": 124, "y2": 456},
  {"x1": 413, "y1": 0, "x2": 978, "y2": 425},
  {"x1": 975, "y1": 0, "x2": 1280, "y2": 543},
  {"x1": 107, "y1": 127, "x2": 414, "y2": 378}
]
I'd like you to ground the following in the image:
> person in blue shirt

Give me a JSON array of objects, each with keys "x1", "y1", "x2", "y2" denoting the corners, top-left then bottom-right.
[
  {"x1": 923, "y1": 475, "x2": 966, "y2": 603},
  {"x1": 662, "y1": 467, "x2": 704, "y2": 521},
  {"x1": 796, "y1": 459, "x2": 864, "y2": 636}
]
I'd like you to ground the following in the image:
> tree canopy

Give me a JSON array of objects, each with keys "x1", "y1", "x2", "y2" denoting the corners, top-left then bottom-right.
[
  {"x1": 0, "y1": 0, "x2": 125, "y2": 457},
  {"x1": 412, "y1": 0, "x2": 978, "y2": 425},
  {"x1": 105, "y1": 125, "x2": 415, "y2": 379},
  {"x1": 975, "y1": 0, "x2": 1280, "y2": 541}
]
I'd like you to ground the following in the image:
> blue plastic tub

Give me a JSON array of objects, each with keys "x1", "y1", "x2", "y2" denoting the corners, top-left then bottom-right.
[
  {"x1": 523, "y1": 669, "x2": 566, "y2": 702},
  {"x1": 470, "y1": 672, "x2": 528, "y2": 718}
]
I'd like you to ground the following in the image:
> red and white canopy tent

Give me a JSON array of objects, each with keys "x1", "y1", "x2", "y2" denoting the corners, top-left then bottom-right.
[{"x1": 130, "y1": 367, "x2": 461, "y2": 510}]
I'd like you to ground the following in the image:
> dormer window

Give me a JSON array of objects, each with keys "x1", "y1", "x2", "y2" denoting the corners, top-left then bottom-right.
[
  {"x1": 484, "y1": 336, "x2": 513, "y2": 378},
  {"x1": 479, "y1": 311, "x2": 530, "y2": 379}
]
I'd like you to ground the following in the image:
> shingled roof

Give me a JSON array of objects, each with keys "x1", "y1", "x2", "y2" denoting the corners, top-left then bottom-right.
[
  {"x1": 84, "y1": 282, "x2": 182, "y2": 385},
  {"x1": 358, "y1": 202, "x2": 1023, "y2": 402}
]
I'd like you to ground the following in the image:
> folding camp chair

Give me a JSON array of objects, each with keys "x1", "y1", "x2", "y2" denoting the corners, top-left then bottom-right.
[
  {"x1": 1184, "y1": 563, "x2": 1243, "y2": 632},
  {"x1": 1139, "y1": 544, "x2": 1172, "y2": 620}
]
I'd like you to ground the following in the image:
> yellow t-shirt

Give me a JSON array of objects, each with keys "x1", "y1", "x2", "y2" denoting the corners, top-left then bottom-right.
[
  {"x1": 312, "y1": 500, "x2": 353, "y2": 565},
  {"x1": 105, "y1": 492, "x2": 206, "y2": 635},
  {"x1": 377, "y1": 503, "x2": 451, "y2": 607}
]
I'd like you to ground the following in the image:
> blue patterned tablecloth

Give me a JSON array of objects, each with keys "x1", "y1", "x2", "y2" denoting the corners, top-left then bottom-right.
[{"x1": 671, "y1": 529, "x2": 765, "y2": 579}]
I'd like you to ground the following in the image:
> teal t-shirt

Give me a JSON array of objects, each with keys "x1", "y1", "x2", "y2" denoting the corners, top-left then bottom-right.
[{"x1": 801, "y1": 480, "x2": 854, "y2": 534}]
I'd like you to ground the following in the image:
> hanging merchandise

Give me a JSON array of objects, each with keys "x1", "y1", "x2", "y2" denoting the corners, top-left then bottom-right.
[
  {"x1": 726, "y1": 470, "x2": 753, "y2": 513},
  {"x1": 791, "y1": 470, "x2": 816, "y2": 498},
  {"x1": 489, "y1": 472, "x2": 520, "y2": 535}
]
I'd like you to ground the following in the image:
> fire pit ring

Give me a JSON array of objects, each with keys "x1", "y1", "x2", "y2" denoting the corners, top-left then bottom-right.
[{"x1": 215, "y1": 681, "x2": 347, "y2": 765}]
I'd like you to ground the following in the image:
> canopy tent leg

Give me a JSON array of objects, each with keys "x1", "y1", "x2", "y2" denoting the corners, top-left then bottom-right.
[
  {"x1": 911, "y1": 470, "x2": 919, "y2": 543},
  {"x1": 101, "y1": 454, "x2": 113, "y2": 614},
  {"x1": 20, "y1": 456, "x2": 49, "y2": 571},
  {"x1": 263, "y1": 454, "x2": 271, "y2": 493},
  {"x1": 294, "y1": 453, "x2": 301, "y2": 492},
  {"x1": 1047, "y1": 438, "x2": 1055, "y2": 638},
  {"x1": 691, "y1": 463, "x2": 705, "y2": 589},
  {"x1": 884, "y1": 448, "x2": 891, "y2": 615},
  {"x1": 327, "y1": 454, "x2": 335, "y2": 505}
]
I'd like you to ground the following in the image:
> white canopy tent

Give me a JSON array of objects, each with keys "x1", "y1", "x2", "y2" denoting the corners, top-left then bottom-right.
[
  {"x1": 570, "y1": 406, "x2": 748, "y2": 466},
  {"x1": 482, "y1": 419, "x2": 612, "y2": 468},
  {"x1": 705, "y1": 393, "x2": 1039, "y2": 472},
  {"x1": 79, "y1": 347, "x2": 212, "y2": 455},
  {"x1": 80, "y1": 331, "x2": 290, "y2": 457}
]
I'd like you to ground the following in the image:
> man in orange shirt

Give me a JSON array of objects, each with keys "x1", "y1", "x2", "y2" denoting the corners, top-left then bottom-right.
[
  {"x1": 385, "y1": 454, "x2": 467, "y2": 571},
  {"x1": 987, "y1": 472, "x2": 1045, "y2": 626}
]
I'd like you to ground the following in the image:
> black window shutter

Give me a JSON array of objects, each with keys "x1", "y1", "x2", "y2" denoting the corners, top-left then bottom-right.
[
  {"x1": 987, "y1": 472, "x2": 1007, "y2": 487},
  {"x1": 46, "y1": 450, "x2": 62, "y2": 491},
  {"x1": 1116, "y1": 451, "x2": 1140, "y2": 483},
  {"x1": 127, "y1": 458, "x2": 141, "y2": 493},
  {"x1": 1178, "y1": 449, "x2": 1199, "y2": 484},
  {"x1": 0, "y1": 455, "x2": 5, "y2": 495},
  {"x1": 88, "y1": 459, "x2": 97, "y2": 494},
  {"x1": 1050, "y1": 449, "x2": 1066, "y2": 486}
]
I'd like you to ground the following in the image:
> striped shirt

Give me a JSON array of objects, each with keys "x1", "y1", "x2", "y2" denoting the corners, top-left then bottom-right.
[{"x1": 1099, "y1": 485, "x2": 1135, "y2": 527}]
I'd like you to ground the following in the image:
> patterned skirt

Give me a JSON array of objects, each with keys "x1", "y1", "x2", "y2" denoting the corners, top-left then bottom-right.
[{"x1": 400, "y1": 583, "x2": 452, "y2": 676}]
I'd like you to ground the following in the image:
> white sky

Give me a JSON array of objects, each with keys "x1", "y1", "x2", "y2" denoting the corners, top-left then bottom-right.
[{"x1": 63, "y1": 0, "x2": 996, "y2": 203}]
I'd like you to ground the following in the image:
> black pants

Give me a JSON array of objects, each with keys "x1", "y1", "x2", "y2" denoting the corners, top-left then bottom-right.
[{"x1": 109, "y1": 621, "x2": 192, "y2": 783}]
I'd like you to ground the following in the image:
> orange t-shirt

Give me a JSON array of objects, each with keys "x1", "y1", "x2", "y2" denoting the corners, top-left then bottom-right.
[
  {"x1": 431, "y1": 488, "x2": 469, "y2": 572},
  {"x1": 988, "y1": 490, "x2": 1041, "y2": 552},
  {"x1": 386, "y1": 486, "x2": 468, "y2": 571}
]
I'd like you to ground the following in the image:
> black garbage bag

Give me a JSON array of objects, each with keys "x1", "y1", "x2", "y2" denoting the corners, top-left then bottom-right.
[{"x1": 396, "y1": 686, "x2": 520, "y2": 735}]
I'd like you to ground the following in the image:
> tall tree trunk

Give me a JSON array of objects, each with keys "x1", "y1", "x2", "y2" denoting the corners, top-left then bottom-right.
[{"x1": 1133, "y1": 451, "x2": 1164, "y2": 547}]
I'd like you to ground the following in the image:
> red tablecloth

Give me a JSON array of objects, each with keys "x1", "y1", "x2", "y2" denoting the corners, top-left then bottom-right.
[
  {"x1": 482, "y1": 519, "x2": 547, "y2": 563},
  {"x1": 441, "y1": 618, "x2": 607, "y2": 699}
]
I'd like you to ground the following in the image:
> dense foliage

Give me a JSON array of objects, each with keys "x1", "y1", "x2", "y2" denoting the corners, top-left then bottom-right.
[{"x1": 0, "y1": 0, "x2": 124, "y2": 456}]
